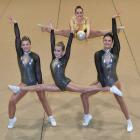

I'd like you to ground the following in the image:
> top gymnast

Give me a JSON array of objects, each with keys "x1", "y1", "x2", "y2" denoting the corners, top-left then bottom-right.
[
  {"x1": 39, "y1": 5, "x2": 123, "y2": 40},
  {"x1": 8, "y1": 24, "x2": 122, "y2": 96}
]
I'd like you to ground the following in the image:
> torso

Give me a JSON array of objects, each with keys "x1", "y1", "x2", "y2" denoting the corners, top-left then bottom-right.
[
  {"x1": 71, "y1": 16, "x2": 88, "y2": 33},
  {"x1": 18, "y1": 52, "x2": 38, "y2": 85},
  {"x1": 50, "y1": 57, "x2": 71, "y2": 90},
  {"x1": 98, "y1": 49, "x2": 119, "y2": 86}
]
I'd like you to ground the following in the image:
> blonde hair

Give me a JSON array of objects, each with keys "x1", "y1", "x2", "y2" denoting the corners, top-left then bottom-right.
[{"x1": 56, "y1": 41, "x2": 65, "y2": 51}]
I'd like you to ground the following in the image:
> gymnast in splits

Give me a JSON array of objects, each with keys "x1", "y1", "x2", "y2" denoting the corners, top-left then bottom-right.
[
  {"x1": 80, "y1": 15, "x2": 133, "y2": 132},
  {"x1": 7, "y1": 17, "x2": 56, "y2": 128},
  {"x1": 39, "y1": 5, "x2": 123, "y2": 40},
  {"x1": 8, "y1": 24, "x2": 122, "y2": 98}
]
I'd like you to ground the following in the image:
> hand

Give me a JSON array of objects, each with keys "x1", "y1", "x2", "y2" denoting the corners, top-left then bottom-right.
[
  {"x1": 112, "y1": 13, "x2": 120, "y2": 19},
  {"x1": 37, "y1": 24, "x2": 47, "y2": 32},
  {"x1": 8, "y1": 16, "x2": 17, "y2": 24},
  {"x1": 117, "y1": 26, "x2": 125, "y2": 33},
  {"x1": 47, "y1": 23, "x2": 59, "y2": 32},
  {"x1": 37, "y1": 22, "x2": 54, "y2": 32},
  {"x1": 102, "y1": 86, "x2": 110, "y2": 92},
  {"x1": 70, "y1": 29, "x2": 74, "y2": 34}
]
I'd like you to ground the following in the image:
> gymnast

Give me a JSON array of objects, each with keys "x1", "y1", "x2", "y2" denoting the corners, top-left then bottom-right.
[
  {"x1": 7, "y1": 17, "x2": 56, "y2": 128},
  {"x1": 80, "y1": 15, "x2": 133, "y2": 132},
  {"x1": 8, "y1": 24, "x2": 122, "y2": 97},
  {"x1": 38, "y1": 5, "x2": 123, "y2": 40}
]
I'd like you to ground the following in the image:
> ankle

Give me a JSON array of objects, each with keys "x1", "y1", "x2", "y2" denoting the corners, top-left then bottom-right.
[
  {"x1": 9, "y1": 116, "x2": 16, "y2": 121},
  {"x1": 48, "y1": 115, "x2": 54, "y2": 119},
  {"x1": 127, "y1": 119, "x2": 132, "y2": 123}
]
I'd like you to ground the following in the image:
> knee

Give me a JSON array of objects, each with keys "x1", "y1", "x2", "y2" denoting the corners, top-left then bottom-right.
[
  {"x1": 37, "y1": 92, "x2": 46, "y2": 102},
  {"x1": 80, "y1": 93, "x2": 89, "y2": 100},
  {"x1": 9, "y1": 98, "x2": 16, "y2": 105}
]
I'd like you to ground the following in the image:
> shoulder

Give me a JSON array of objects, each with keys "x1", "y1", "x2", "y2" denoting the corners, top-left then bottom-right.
[
  {"x1": 95, "y1": 50, "x2": 103, "y2": 55},
  {"x1": 30, "y1": 52, "x2": 40, "y2": 60},
  {"x1": 70, "y1": 16, "x2": 76, "y2": 23},
  {"x1": 84, "y1": 16, "x2": 89, "y2": 22},
  {"x1": 71, "y1": 16, "x2": 76, "y2": 20},
  {"x1": 84, "y1": 16, "x2": 88, "y2": 20}
]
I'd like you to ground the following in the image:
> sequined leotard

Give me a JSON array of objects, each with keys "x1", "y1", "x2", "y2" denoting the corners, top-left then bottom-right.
[
  {"x1": 71, "y1": 16, "x2": 88, "y2": 33},
  {"x1": 50, "y1": 30, "x2": 74, "y2": 90},
  {"x1": 94, "y1": 18, "x2": 120, "y2": 87},
  {"x1": 14, "y1": 23, "x2": 42, "y2": 85}
]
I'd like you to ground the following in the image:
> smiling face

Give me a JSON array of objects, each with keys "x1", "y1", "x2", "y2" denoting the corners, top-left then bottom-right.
[
  {"x1": 103, "y1": 35, "x2": 113, "y2": 49},
  {"x1": 54, "y1": 46, "x2": 64, "y2": 59},
  {"x1": 21, "y1": 40, "x2": 31, "y2": 53},
  {"x1": 21, "y1": 36, "x2": 31, "y2": 53},
  {"x1": 75, "y1": 7, "x2": 84, "y2": 19}
]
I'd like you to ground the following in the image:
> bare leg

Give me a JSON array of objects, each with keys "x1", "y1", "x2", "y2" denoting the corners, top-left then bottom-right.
[
  {"x1": 36, "y1": 91, "x2": 52, "y2": 116},
  {"x1": 89, "y1": 29, "x2": 112, "y2": 38},
  {"x1": 114, "y1": 81, "x2": 133, "y2": 132},
  {"x1": 89, "y1": 26, "x2": 124, "y2": 38},
  {"x1": 20, "y1": 84, "x2": 61, "y2": 92},
  {"x1": 80, "y1": 82, "x2": 101, "y2": 114},
  {"x1": 8, "y1": 83, "x2": 27, "y2": 119},
  {"x1": 54, "y1": 29, "x2": 71, "y2": 37},
  {"x1": 66, "y1": 81, "x2": 109, "y2": 93},
  {"x1": 8, "y1": 92, "x2": 27, "y2": 118},
  {"x1": 44, "y1": 27, "x2": 71, "y2": 38},
  {"x1": 9, "y1": 82, "x2": 109, "y2": 95},
  {"x1": 114, "y1": 81, "x2": 130, "y2": 120}
]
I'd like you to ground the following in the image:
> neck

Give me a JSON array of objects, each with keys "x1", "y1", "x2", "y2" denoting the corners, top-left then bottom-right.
[
  {"x1": 24, "y1": 51, "x2": 30, "y2": 55},
  {"x1": 76, "y1": 17, "x2": 83, "y2": 23},
  {"x1": 104, "y1": 48, "x2": 111, "y2": 53}
]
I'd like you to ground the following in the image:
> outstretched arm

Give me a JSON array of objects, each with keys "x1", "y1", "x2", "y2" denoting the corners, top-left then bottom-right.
[
  {"x1": 112, "y1": 14, "x2": 121, "y2": 56},
  {"x1": 8, "y1": 17, "x2": 23, "y2": 57}
]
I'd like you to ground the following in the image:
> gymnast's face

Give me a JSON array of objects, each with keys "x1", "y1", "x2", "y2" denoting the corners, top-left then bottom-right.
[
  {"x1": 54, "y1": 46, "x2": 64, "y2": 59},
  {"x1": 75, "y1": 8, "x2": 84, "y2": 19},
  {"x1": 103, "y1": 36, "x2": 113, "y2": 49},
  {"x1": 21, "y1": 40, "x2": 31, "y2": 53}
]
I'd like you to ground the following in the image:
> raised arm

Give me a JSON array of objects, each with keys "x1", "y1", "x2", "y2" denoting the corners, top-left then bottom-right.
[
  {"x1": 8, "y1": 17, "x2": 23, "y2": 57},
  {"x1": 50, "y1": 29, "x2": 55, "y2": 59},
  {"x1": 64, "y1": 31, "x2": 74, "y2": 63},
  {"x1": 112, "y1": 15, "x2": 121, "y2": 56}
]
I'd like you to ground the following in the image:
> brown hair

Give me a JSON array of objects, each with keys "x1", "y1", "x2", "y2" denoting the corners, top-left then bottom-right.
[
  {"x1": 21, "y1": 36, "x2": 31, "y2": 44},
  {"x1": 56, "y1": 41, "x2": 65, "y2": 51},
  {"x1": 103, "y1": 33, "x2": 113, "y2": 41},
  {"x1": 75, "y1": 5, "x2": 83, "y2": 13}
]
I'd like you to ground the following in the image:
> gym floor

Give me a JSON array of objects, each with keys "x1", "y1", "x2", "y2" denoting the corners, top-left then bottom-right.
[{"x1": 0, "y1": 0, "x2": 140, "y2": 140}]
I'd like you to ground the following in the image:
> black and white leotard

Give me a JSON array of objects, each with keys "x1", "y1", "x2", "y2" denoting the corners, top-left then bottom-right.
[
  {"x1": 14, "y1": 23, "x2": 42, "y2": 85},
  {"x1": 50, "y1": 30, "x2": 74, "y2": 90},
  {"x1": 94, "y1": 18, "x2": 120, "y2": 87}
]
